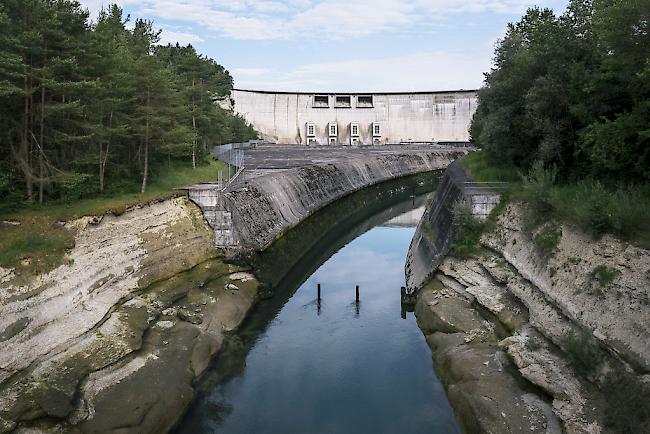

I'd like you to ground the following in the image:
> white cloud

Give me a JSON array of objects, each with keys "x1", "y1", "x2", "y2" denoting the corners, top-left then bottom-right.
[
  {"x1": 232, "y1": 67, "x2": 273, "y2": 77},
  {"x1": 78, "y1": 0, "x2": 139, "y2": 20},
  {"x1": 414, "y1": 0, "x2": 550, "y2": 14},
  {"x1": 157, "y1": 29, "x2": 204, "y2": 45},
  {"x1": 234, "y1": 49, "x2": 491, "y2": 92},
  {"x1": 77, "y1": 0, "x2": 560, "y2": 41}
]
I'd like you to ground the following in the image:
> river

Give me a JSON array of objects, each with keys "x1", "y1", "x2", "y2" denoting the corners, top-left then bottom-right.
[{"x1": 176, "y1": 199, "x2": 460, "y2": 434}]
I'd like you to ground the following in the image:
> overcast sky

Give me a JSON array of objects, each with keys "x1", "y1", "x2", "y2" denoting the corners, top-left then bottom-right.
[{"x1": 78, "y1": 0, "x2": 568, "y2": 92}]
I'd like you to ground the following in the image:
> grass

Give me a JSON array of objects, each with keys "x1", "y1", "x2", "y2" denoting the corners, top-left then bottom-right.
[
  {"x1": 463, "y1": 152, "x2": 650, "y2": 248},
  {"x1": 533, "y1": 223, "x2": 562, "y2": 257},
  {"x1": 462, "y1": 151, "x2": 520, "y2": 185},
  {"x1": 549, "y1": 181, "x2": 650, "y2": 246},
  {"x1": 0, "y1": 160, "x2": 229, "y2": 275},
  {"x1": 592, "y1": 265, "x2": 620, "y2": 288}
]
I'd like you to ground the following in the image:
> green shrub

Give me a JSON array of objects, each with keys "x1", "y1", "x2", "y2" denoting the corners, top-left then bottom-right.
[
  {"x1": 462, "y1": 152, "x2": 520, "y2": 183},
  {"x1": 592, "y1": 265, "x2": 620, "y2": 288},
  {"x1": 554, "y1": 180, "x2": 613, "y2": 236},
  {"x1": 562, "y1": 331, "x2": 601, "y2": 375},
  {"x1": 521, "y1": 162, "x2": 557, "y2": 222},
  {"x1": 601, "y1": 371, "x2": 650, "y2": 433},
  {"x1": 422, "y1": 220, "x2": 436, "y2": 243},
  {"x1": 551, "y1": 181, "x2": 650, "y2": 246},
  {"x1": 56, "y1": 172, "x2": 97, "y2": 202},
  {"x1": 610, "y1": 185, "x2": 650, "y2": 244},
  {"x1": 450, "y1": 200, "x2": 484, "y2": 258},
  {"x1": 525, "y1": 337, "x2": 541, "y2": 351},
  {"x1": 533, "y1": 223, "x2": 562, "y2": 256}
]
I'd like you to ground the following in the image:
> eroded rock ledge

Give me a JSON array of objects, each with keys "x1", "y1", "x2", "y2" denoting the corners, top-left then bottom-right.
[
  {"x1": 0, "y1": 198, "x2": 259, "y2": 433},
  {"x1": 407, "y1": 168, "x2": 650, "y2": 433}
]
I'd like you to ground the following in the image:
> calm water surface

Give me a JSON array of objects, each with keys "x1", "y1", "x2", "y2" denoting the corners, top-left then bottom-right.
[{"x1": 178, "y1": 213, "x2": 459, "y2": 434}]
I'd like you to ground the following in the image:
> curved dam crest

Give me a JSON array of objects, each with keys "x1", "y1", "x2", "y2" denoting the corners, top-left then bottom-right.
[{"x1": 187, "y1": 144, "x2": 469, "y2": 251}]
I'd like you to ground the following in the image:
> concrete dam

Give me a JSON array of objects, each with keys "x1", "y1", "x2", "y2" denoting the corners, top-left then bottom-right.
[
  {"x1": 229, "y1": 89, "x2": 478, "y2": 145},
  {"x1": 187, "y1": 144, "x2": 470, "y2": 251}
]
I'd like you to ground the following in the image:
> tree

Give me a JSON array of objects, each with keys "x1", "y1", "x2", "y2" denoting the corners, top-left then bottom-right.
[
  {"x1": 0, "y1": 1, "x2": 258, "y2": 205},
  {"x1": 470, "y1": 0, "x2": 650, "y2": 183}
]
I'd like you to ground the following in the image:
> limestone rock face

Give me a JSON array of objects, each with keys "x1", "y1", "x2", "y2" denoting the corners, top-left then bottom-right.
[
  {"x1": 0, "y1": 198, "x2": 258, "y2": 433},
  {"x1": 415, "y1": 279, "x2": 563, "y2": 434},
  {"x1": 483, "y1": 204, "x2": 650, "y2": 373},
  {"x1": 410, "y1": 198, "x2": 650, "y2": 433}
]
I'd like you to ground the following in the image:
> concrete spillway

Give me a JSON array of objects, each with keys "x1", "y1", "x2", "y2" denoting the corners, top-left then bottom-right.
[{"x1": 187, "y1": 144, "x2": 470, "y2": 251}]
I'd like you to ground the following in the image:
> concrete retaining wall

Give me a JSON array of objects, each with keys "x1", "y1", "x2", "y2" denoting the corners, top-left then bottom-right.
[
  {"x1": 232, "y1": 89, "x2": 478, "y2": 145},
  {"x1": 405, "y1": 159, "x2": 501, "y2": 294},
  {"x1": 191, "y1": 150, "x2": 467, "y2": 251}
]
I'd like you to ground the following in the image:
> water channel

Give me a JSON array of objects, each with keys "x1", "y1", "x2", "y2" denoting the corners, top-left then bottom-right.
[{"x1": 176, "y1": 196, "x2": 460, "y2": 434}]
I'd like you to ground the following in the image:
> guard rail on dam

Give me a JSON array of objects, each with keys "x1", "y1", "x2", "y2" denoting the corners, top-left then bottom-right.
[{"x1": 184, "y1": 143, "x2": 471, "y2": 251}]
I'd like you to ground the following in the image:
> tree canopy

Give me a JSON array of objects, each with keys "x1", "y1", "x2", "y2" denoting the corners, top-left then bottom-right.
[
  {"x1": 470, "y1": 0, "x2": 649, "y2": 183},
  {"x1": 0, "y1": 1, "x2": 257, "y2": 204}
]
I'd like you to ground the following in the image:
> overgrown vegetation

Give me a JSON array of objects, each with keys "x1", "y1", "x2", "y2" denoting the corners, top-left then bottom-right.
[
  {"x1": 0, "y1": 1, "x2": 257, "y2": 209},
  {"x1": 533, "y1": 223, "x2": 562, "y2": 256},
  {"x1": 464, "y1": 152, "x2": 650, "y2": 248},
  {"x1": 0, "y1": 159, "x2": 228, "y2": 273},
  {"x1": 591, "y1": 265, "x2": 620, "y2": 287},
  {"x1": 524, "y1": 336, "x2": 541, "y2": 351},
  {"x1": 562, "y1": 331, "x2": 602, "y2": 375},
  {"x1": 601, "y1": 370, "x2": 650, "y2": 433},
  {"x1": 0, "y1": 220, "x2": 73, "y2": 275},
  {"x1": 468, "y1": 0, "x2": 649, "y2": 247},
  {"x1": 450, "y1": 200, "x2": 484, "y2": 258},
  {"x1": 471, "y1": 0, "x2": 649, "y2": 183}
]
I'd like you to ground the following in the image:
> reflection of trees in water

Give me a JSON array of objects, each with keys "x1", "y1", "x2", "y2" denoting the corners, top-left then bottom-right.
[{"x1": 203, "y1": 399, "x2": 233, "y2": 428}]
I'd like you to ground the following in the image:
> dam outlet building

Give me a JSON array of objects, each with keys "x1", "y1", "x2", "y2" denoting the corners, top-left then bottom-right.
[{"x1": 231, "y1": 89, "x2": 478, "y2": 145}]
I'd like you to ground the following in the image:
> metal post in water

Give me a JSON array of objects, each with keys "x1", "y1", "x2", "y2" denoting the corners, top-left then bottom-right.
[
  {"x1": 355, "y1": 285, "x2": 360, "y2": 303},
  {"x1": 317, "y1": 283, "x2": 321, "y2": 301}
]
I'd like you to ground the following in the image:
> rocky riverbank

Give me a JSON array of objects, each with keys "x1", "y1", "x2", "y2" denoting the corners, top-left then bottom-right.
[
  {"x1": 410, "y1": 198, "x2": 650, "y2": 433},
  {"x1": 0, "y1": 197, "x2": 259, "y2": 432}
]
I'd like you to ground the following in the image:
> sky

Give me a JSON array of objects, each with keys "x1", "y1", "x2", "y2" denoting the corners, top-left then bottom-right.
[{"x1": 78, "y1": 0, "x2": 569, "y2": 92}]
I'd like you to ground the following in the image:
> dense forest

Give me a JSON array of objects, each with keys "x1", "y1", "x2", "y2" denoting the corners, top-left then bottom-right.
[
  {"x1": 0, "y1": 0, "x2": 257, "y2": 206},
  {"x1": 468, "y1": 0, "x2": 649, "y2": 245},
  {"x1": 471, "y1": 0, "x2": 649, "y2": 183}
]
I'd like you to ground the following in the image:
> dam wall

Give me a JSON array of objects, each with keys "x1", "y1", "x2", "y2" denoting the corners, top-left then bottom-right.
[
  {"x1": 189, "y1": 148, "x2": 469, "y2": 251},
  {"x1": 404, "y1": 160, "x2": 501, "y2": 294},
  {"x1": 231, "y1": 89, "x2": 478, "y2": 145}
]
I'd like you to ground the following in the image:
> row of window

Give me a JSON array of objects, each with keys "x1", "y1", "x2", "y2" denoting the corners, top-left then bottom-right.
[
  {"x1": 312, "y1": 95, "x2": 374, "y2": 109},
  {"x1": 306, "y1": 121, "x2": 381, "y2": 144},
  {"x1": 306, "y1": 122, "x2": 380, "y2": 136}
]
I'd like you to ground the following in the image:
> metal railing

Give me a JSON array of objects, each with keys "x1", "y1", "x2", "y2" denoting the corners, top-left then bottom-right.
[{"x1": 213, "y1": 143, "x2": 248, "y2": 192}]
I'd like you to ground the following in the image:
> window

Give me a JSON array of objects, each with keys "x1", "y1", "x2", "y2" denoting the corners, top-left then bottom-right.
[
  {"x1": 306, "y1": 122, "x2": 315, "y2": 137},
  {"x1": 351, "y1": 122, "x2": 359, "y2": 136},
  {"x1": 329, "y1": 123, "x2": 337, "y2": 136},
  {"x1": 335, "y1": 95, "x2": 351, "y2": 108},
  {"x1": 313, "y1": 95, "x2": 329, "y2": 108},
  {"x1": 372, "y1": 122, "x2": 380, "y2": 136},
  {"x1": 357, "y1": 95, "x2": 373, "y2": 108}
]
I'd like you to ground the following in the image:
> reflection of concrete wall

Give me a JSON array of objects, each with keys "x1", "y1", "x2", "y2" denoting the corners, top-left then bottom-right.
[
  {"x1": 232, "y1": 89, "x2": 478, "y2": 145},
  {"x1": 381, "y1": 206, "x2": 427, "y2": 228}
]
